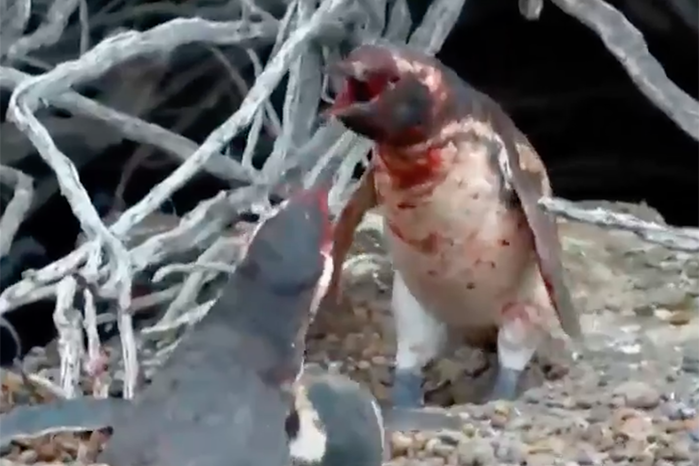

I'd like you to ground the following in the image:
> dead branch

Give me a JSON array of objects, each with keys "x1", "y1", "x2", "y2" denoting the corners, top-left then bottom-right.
[
  {"x1": 408, "y1": 0, "x2": 467, "y2": 54},
  {"x1": 53, "y1": 275, "x2": 82, "y2": 398},
  {"x1": 153, "y1": 261, "x2": 239, "y2": 283},
  {"x1": 0, "y1": 165, "x2": 34, "y2": 258},
  {"x1": 0, "y1": 59, "x2": 263, "y2": 185},
  {"x1": 5, "y1": 0, "x2": 80, "y2": 61},
  {"x1": 81, "y1": 287, "x2": 108, "y2": 397},
  {"x1": 0, "y1": 0, "x2": 32, "y2": 53},
  {"x1": 520, "y1": 0, "x2": 544, "y2": 20},
  {"x1": 540, "y1": 196, "x2": 699, "y2": 252},
  {"x1": 152, "y1": 235, "x2": 243, "y2": 328},
  {"x1": 550, "y1": 0, "x2": 699, "y2": 142}
]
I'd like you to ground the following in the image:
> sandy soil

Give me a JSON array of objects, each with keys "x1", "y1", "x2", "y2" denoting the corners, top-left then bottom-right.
[{"x1": 306, "y1": 201, "x2": 699, "y2": 465}]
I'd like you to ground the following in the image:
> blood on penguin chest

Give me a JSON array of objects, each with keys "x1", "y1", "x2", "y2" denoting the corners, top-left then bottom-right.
[{"x1": 373, "y1": 148, "x2": 536, "y2": 326}]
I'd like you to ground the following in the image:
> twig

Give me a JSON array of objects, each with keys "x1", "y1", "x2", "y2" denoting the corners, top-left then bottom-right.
[
  {"x1": 519, "y1": 0, "x2": 544, "y2": 20},
  {"x1": 263, "y1": 0, "x2": 323, "y2": 180},
  {"x1": 82, "y1": 288, "x2": 109, "y2": 397},
  {"x1": 127, "y1": 284, "x2": 182, "y2": 315},
  {"x1": 0, "y1": 165, "x2": 34, "y2": 259},
  {"x1": 0, "y1": 283, "x2": 58, "y2": 315},
  {"x1": 207, "y1": 45, "x2": 281, "y2": 138},
  {"x1": 383, "y1": 0, "x2": 412, "y2": 42},
  {"x1": 408, "y1": 0, "x2": 467, "y2": 54},
  {"x1": 154, "y1": 235, "x2": 243, "y2": 326},
  {"x1": 0, "y1": 0, "x2": 32, "y2": 53},
  {"x1": 153, "y1": 261, "x2": 239, "y2": 283},
  {"x1": 116, "y1": 297, "x2": 138, "y2": 399},
  {"x1": 142, "y1": 298, "x2": 217, "y2": 335},
  {"x1": 539, "y1": 196, "x2": 699, "y2": 252},
  {"x1": 53, "y1": 276, "x2": 82, "y2": 399},
  {"x1": 77, "y1": 0, "x2": 90, "y2": 55},
  {"x1": 550, "y1": 0, "x2": 699, "y2": 142},
  {"x1": 246, "y1": 47, "x2": 284, "y2": 137},
  {"x1": 5, "y1": 0, "x2": 80, "y2": 60}
]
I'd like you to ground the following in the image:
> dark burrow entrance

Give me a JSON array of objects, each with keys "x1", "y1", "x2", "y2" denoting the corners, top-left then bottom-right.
[{"x1": 1, "y1": 0, "x2": 697, "y2": 369}]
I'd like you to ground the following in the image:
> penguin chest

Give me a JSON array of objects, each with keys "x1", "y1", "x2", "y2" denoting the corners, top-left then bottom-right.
[{"x1": 374, "y1": 156, "x2": 536, "y2": 328}]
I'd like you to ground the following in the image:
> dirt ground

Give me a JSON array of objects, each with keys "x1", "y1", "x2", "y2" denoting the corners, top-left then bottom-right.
[
  {"x1": 1, "y1": 201, "x2": 697, "y2": 465},
  {"x1": 306, "y1": 201, "x2": 699, "y2": 465}
]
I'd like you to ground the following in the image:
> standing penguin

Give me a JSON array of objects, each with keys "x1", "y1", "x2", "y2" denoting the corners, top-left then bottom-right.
[{"x1": 327, "y1": 43, "x2": 582, "y2": 407}]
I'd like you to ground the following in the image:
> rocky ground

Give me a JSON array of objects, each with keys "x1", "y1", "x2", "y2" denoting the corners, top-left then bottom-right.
[
  {"x1": 306, "y1": 202, "x2": 699, "y2": 465},
  {"x1": 1, "y1": 201, "x2": 698, "y2": 465}
]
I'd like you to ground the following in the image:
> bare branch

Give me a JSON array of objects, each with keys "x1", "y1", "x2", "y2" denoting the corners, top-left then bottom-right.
[
  {"x1": 154, "y1": 235, "x2": 243, "y2": 326},
  {"x1": 384, "y1": 0, "x2": 412, "y2": 42},
  {"x1": 10, "y1": 18, "x2": 276, "y2": 111},
  {"x1": 540, "y1": 196, "x2": 699, "y2": 252},
  {"x1": 550, "y1": 0, "x2": 699, "y2": 142},
  {"x1": 5, "y1": 0, "x2": 79, "y2": 60},
  {"x1": 408, "y1": 0, "x2": 467, "y2": 54},
  {"x1": 53, "y1": 275, "x2": 82, "y2": 398},
  {"x1": 77, "y1": 0, "x2": 90, "y2": 55},
  {"x1": 0, "y1": 165, "x2": 34, "y2": 258},
  {"x1": 106, "y1": 0, "x2": 352, "y2": 236},
  {"x1": 153, "y1": 261, "x2": 239, "y2": 283},
  {"x1": 10, "y1": 71, "x2": 134, "y2": 312},
  {"x1": 116, "y1": 298, "x2": 138, "y2": 399},
  {"x1": 263, "y1": 0, "x2": 323, "y2": 180},
  {"x1": 142, "y1": 298, "x2": 217, "y2": 335},
  {"x1": 82, "y1": 288, "x2": 108, "y2": 397},
  {"x1": 519, "y1": 0, "x2": 544, "y2": 20},
  {"x1": 0, "y1": 0, "x2": 32, "y2": 51}
]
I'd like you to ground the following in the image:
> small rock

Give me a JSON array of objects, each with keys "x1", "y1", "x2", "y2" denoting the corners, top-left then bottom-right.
[
  {"x1": 662, "y1": 400, "x2": 697, "y2": 421},
  {"x1": 425, "y1": 438, "x2": 453, "y2": 458},
  {"x1": 587, "y1": 405, "x2": 610, "y2": 423},
  {"x1": 574, "y1": 395, "x2": 596, "y2": 409},
  {"x1": 457, "y1": 437, "x2": 496, "y2": 465},
  {"x1": 611, "y1": 408, "x2": 654, "y2": 441},
  {"x1": 571, "y1": 444, "x2": 604, "y2": 465},
  {"x1": 526, "y1": 453, "x2": 560, "y2": 466},
  {"x1": 612, "y1": 381, "x2": 661, "y2": 409},
  {"x1": 390, "y1": 432, "x2": 413, "y2": 456},
  {"x1": 656, "y1": 440, "x2": 692, "y2": 461},
  {"x1": 493, "y1": 437, "x2": 526, "y2": 463}
]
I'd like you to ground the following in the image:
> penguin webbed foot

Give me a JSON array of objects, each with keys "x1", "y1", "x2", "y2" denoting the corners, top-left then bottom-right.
[
  {"x1": 488, "y1": 366, "x2": 521, "y2": 401},
  {"x1": 391, "y1": 370, "x2": 424, "y2": 408},
  {"x1": 489, "y1": 302, "x2": 544, "y2": 402}
]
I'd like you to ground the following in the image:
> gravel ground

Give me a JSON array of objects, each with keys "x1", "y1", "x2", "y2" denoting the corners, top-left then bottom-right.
[
  {"x1": 2, "y1": 201, "x2": 698, "y2": 465},
  {"x1": 306, "y1": 202, "x2": 699, "y2": 465}
]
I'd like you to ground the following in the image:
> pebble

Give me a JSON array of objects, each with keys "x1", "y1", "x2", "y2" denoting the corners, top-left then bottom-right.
[
  {"x1": 457, "y1": 437, "x2": 496, "y2": 465},
  {"x1": 612, "y1": 381, "x2": 661, "y2": 409}
]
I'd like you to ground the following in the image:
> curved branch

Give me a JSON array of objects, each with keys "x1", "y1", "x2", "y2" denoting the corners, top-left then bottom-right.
[{"x1": 550, "y1": 0, "x2": 699, "y2": 142}]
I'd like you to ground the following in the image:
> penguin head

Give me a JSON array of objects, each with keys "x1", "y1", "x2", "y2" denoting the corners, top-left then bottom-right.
[{"x1": 286, "y1": 370, "x2": 386, "y2": 466}]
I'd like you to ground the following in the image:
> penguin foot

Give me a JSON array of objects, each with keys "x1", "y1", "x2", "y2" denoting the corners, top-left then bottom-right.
[
  {"x1": 391, "y1": 370, "x2": 424, "y2": 408},
  {"x1": 488, "y1": 366, "x2": 521, "y2": 401}
]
